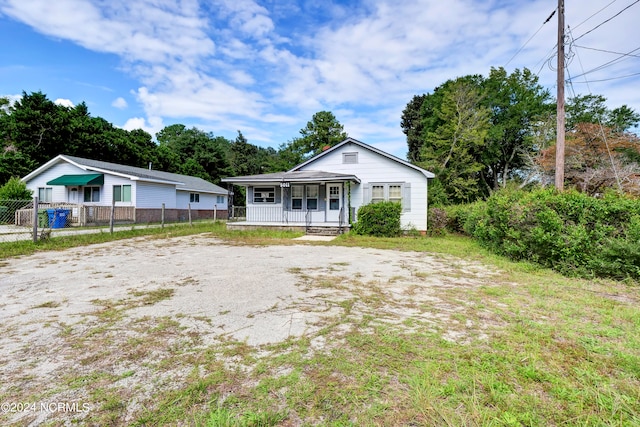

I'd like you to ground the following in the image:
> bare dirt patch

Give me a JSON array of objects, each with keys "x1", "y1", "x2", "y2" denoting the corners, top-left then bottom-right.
[{"x1": 0, "y1": 234, "x2": 503, "y2": 425}]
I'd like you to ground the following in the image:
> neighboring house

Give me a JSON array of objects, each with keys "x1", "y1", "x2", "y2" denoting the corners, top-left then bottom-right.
[
  {"x1": 21, "y1": 155, "x2": 228, "y2": 224},
  {"x1": 222, "y1": 138, "x2": 434, "y2": 233}
]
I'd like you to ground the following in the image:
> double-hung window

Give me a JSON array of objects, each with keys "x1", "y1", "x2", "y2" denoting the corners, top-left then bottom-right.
[
  {"x1": 113, "y1": 185, "x2": 131, "y2": 202},
  {"x1": 367, "y1": 183, "x2": 409, "y2": 211},
  {"x1": 291, "y1": 185, "x2": 303, "y2": 210},
  {"x1": 84, "y1": 187, "x2": 100, "y2": 202},
  {"x1": 371, "y1": 185, "x2": 385, "y2": 203},
  {"x1": 306, "y1": 185, "x2": 318, "y2": 210},
  {"x1": 253, "y1": 187, "x2": 275, "y2": 203},
  {"x1": 38, "y1": 187, "x2": 52, "y2": 202}
]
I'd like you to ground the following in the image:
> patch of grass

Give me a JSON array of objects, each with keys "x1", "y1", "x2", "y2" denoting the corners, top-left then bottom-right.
[
  {"x1": 32, "y1": 300, "x2": 60, "y2": 309},
  {"x1": 131, "y1": 287, "x2": 175, "y2": 305}
]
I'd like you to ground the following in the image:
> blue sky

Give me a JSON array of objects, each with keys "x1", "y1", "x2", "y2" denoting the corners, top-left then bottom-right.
[{"x1": 1, "y1": 0, "x2": 638, "y2": 159}]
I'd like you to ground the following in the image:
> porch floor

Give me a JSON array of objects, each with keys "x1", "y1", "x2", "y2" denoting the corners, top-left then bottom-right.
[{"x1": 226, "y1": 221, "x2": 349, "y2": 234}]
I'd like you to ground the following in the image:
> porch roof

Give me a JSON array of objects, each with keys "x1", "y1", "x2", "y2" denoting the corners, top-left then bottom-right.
[{"x1": 222, "y1": 170, "x2": 360, "y2": 184}]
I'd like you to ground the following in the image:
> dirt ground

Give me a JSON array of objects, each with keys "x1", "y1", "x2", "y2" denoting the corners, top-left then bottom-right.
[{"x1": 0, "y1": 234, "x2": 500, "y2": 425}]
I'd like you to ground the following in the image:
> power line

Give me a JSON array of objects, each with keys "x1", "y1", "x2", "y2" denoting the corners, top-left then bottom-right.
[
  {"x1": 568, "y1": 71, "x2": 640, "y2": 83},
  {"x1": 566, "y1": 28, "x2": 623, "y2": 191},
  {"x1": 567, "y1": 44, "x2": 640, "y2": 80},
  {"x1": 572, "y1": 0, "x2": 640, "y2": 42},
  {"x1": 572, "y1": 0, "x2": 619, "y2": 30},
  {"x1": 504, "y1": 8, "x2": 556, "y2": 67},
  {"x1": 573, "y1": 44, "x2": 640, "y2": 59}
]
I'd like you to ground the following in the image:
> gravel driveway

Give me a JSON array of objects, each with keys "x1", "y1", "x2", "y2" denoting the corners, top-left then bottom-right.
[{"x1": 0, "y1": 234, "x2": 498, "y2": 425}]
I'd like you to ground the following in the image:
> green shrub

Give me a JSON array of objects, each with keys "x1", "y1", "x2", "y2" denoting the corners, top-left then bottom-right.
[
  {"x1": 353, "y1": 201, "x2": 402, "y2": 237},
  {"x1": 455, "y1": 188, "x2": 640, "y2": 280},
  {"x1": 0, "y1": 176, "x2": 33, "y2": 200}
]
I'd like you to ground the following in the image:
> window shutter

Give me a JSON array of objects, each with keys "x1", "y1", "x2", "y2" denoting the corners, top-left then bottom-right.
[
  {"x1": 363, "y1": 184, "x2": 371, "y2": 204},
  {"x1": 403, "y1": 183, "x2": 411, "y2": 212}
]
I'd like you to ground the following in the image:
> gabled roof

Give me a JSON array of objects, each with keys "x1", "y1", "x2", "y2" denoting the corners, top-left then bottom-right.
[
  {"x1": 291, "y1": 137, "x2": 435, "y2": 179},
  {"x1": 23, "y1": 155, "x2": 228, "y2": 195},
  {"x1": 222, "y1": 170, "x2": 360, "y2": 184}
]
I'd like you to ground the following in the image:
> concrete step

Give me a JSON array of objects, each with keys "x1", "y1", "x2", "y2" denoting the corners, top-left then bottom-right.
[{"x1": 305, "y1": 226, "x2": 346, "y2": 236}]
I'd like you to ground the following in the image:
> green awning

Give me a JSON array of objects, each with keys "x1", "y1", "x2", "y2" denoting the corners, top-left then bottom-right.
[{"x1": 47, "y1": 174, "x2": 104, "y2": 186}]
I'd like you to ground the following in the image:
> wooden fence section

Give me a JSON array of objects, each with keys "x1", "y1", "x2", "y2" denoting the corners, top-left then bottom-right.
[{"x1": 79, "y1": 206, "x2": 135, "y2": 225}]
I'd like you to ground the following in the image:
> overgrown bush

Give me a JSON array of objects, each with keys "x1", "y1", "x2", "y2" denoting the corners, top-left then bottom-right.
[
  {"x1": 0, "y1": 176, "x2": 33, "y2": 200},
  {"x1": 427, "y1": 207, "x2": 447, "y2": 235},
  {"x1": 457, "y1": 187, "x2": 640, "y2": 280},
  {"x1": 353, "y1": 201, "x2": 402, "y2": 237}
]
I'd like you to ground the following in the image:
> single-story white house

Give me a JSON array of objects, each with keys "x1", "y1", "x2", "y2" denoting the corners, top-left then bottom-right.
[
  {"x1": 21, "y1": 154, "x2": 228, "y2": 224},
  {"x1": 222, "y1": 138, "x2": 434, "y2": 233}
]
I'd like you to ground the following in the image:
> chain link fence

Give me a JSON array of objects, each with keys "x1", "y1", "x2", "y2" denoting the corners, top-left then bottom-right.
[
  {"x1": 0, "y1": 199, "x2": 37, "y2": 243},
  {"x1": 0, "y1": 198, "x2": 229, "y2": 244},
  {"x1": 0, "y1": 198, "x2": 86, "y2": 243}
]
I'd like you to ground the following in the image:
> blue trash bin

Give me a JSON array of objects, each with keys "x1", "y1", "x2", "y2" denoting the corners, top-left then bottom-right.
[{"x1": 47, "y1": 208, "x2": 69, "y2": 229}]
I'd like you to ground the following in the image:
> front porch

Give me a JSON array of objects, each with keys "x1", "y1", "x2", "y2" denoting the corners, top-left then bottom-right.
[{"x1": 227, "y1": 205, "x2": 350, "y2": 235}]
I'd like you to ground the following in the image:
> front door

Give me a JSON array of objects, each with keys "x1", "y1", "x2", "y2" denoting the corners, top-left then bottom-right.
[{"x1": 326, "y1": 183, "x2": 342, "y2": 222}]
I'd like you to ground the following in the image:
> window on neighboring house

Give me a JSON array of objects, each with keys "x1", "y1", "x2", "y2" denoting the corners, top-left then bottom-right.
[
  {"x1": 253, "y1": 187, "x2": 275, "y2": 203},
  {"x1": 306, "y1": 185, "x2": 318, "y2": 210},
  {"x1": 113, "y1": 185, "x2": 131, "y2": 202},
  {"x1": 38, "y1": 187, "x2": 52, "y2": 202},
  {"x1": 190, "y1": 193, "x2": 200, "y2": 203},
  {"x1": 84, "y1": 187, "x2": 100, "y2": 202},
  {"x1": 291, "y1": 185, "x2": 303, "y2": 210},
  {"x1": 216, "y1": 195, "x2": 225, "y2": 204},
  {"x1": 343, "y1": 152, "x2": 358, "y2": 164}
]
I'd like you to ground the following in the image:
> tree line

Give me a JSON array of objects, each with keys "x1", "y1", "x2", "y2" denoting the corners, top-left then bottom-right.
[
  {"x1": 402, "y1": 66, "x2": 640, "y2": 205},
  {"x1": 0, "y1": 92, "x2": 348, "y2": 190}
]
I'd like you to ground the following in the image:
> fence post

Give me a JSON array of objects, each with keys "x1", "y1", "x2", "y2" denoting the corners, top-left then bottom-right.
[
  {"x1": 32, "y1": 197, "x2": 39, "y2": 243},
  {"x1": 161, "y1": 203, "x2": 165, "y2": 228},
  {"x1": 110, "y1": 198, "x2": 115, "y2": 234},
  {"x1": 188, "y1": 203, "x2": 192, "y2": 226},
  {"x1": 214, "y1": 204, "x2": 217, "y2": 222}
]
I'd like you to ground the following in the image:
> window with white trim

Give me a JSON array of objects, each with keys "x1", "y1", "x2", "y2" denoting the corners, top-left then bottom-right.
[
  {"x1": 291, "y1": 185, "x2": 303, "y2": 210},
  {"x1": 38, "y1": 187, "x2": 52, "y2": 202},
  {"x1": 254, "y1": 187, "x2": 275, "y2": 203},
  {"x1": 306, "y1": 185, "x2": 318, "y2": 210},
  {"x1": 190, "y1": 193, "x2": 200, "y2": 203},
  {"x1": 216, "y1": 195, "x2": 225, "y2": 204},
  {"x1": 84, "y1": 187, "x2": 100, "y2": 202},
  {"x1": 113, "y1": 185, "x2": 131, "y2": 202}
]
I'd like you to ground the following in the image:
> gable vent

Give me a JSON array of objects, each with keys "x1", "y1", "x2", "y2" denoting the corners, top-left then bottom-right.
[{"x1": 343, "y1": 152, "x2": 358, "y2": 164}]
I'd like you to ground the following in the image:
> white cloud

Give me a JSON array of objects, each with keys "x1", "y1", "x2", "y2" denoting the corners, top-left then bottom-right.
[
  {"x1": 1, "y1": 0, "x2": 637, "y2": 157},
  {"x1": 54, "y1": 98, "x2": 74, "y2": 107},
  {"x1": 122, "y1": 115, "x2": 164, "y2": 136},
  {"x1": 112, "y1": 97, "x2": 128, "y2": 109}
]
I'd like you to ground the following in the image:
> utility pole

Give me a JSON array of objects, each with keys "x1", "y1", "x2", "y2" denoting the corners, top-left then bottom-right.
[{"x1": 555, "y1": 0, "x2": 565, "y2": 191}]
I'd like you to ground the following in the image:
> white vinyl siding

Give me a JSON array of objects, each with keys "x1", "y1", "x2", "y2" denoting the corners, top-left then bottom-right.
[
  {"x1": 297, "y1": 141, "x2": 428, "y2": 231},
  {"x1": 136, "y1": 181, "x2": 176, "y2": 208}
]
